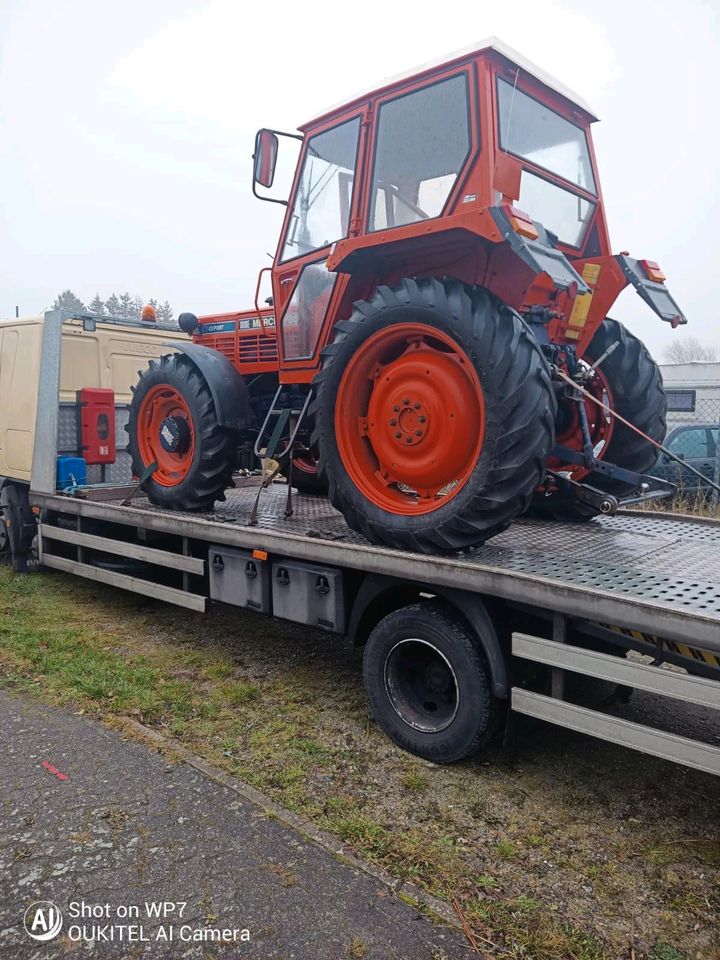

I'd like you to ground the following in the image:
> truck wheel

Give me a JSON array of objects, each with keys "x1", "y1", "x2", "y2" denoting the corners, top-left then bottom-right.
[
  {"x1": 535, "y1": 318, "x2": 667, "y2": 520},
  {"x1": 363, "y1": 601, "x2": 498, "y2": 763},
  {"x1": 0, "y1": 482, "x2": 34, "y2": 572},
  {"x1": 311, "y1": 278, "x2": 556, "y2": 553},
  {"x1": 127, "y1": 354, "x2": 237, "y2": 511}
]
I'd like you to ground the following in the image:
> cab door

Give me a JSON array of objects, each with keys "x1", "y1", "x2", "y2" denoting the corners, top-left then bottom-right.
[{"x1": 272, "y1": 110, "x2": 367, "y2": 381}]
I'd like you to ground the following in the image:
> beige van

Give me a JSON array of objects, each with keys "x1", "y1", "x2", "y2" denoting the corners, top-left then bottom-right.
[
  {"x1": 0, "y1": 313, "x2": 185, "y2": 569},
  {"x1": 0, "y1": 314, "x2": 184, "y2": 483}
]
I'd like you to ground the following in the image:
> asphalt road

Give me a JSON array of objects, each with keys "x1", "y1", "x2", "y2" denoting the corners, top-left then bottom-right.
[{"x1": 0, "y1": 689, "x2": 472, "y2": 960}]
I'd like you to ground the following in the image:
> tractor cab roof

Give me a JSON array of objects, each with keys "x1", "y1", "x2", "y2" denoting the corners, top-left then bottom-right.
[{"x1": 301, "y1": 37, "x2": 599, "y2": 132}]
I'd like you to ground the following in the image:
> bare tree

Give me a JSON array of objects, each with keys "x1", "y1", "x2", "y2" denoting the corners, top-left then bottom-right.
[{"x1": 663, "y1": 336, "x2": 719, "y2": 364}]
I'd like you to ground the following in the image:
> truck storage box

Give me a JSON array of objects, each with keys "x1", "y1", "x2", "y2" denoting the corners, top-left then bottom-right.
[
  {"x1": 208, "y1": 545, "x2": 270, "y2": 613},
  {"x1": 271, "y1": 559, "x2": 345, "y2": 633}
]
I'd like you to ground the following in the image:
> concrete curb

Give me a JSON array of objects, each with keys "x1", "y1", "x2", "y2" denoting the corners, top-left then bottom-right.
[{"x1": 116, "y1": 716, "x2": 463, "y2": 933}]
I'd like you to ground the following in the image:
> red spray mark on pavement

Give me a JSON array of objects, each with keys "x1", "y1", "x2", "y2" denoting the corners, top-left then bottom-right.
[{"x1": 41, "y1": 761, "x2": 68, "y2": 781}]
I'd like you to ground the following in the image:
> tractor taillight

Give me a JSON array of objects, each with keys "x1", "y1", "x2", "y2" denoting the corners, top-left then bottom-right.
[
  {"x1": 505, "y1": 205, "x2": 539, "y2": 241},
  {"x1": 639, "y1": 259, "x2": 666, "y2": 283}
]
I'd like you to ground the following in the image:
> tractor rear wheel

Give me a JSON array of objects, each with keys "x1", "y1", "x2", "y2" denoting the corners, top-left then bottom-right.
[
  {"x1": 127, "y1": 354, "x2": 237, "y2": 511},
  {"x1": 311, "y1": 278, "x2": 556, "y2": 553},
  {"x1": 534, "y1": 318, "x2": 667, "y2": 520}
]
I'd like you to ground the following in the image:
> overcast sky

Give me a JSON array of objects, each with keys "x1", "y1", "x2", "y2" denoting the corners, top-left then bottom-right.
[{"x1": 1, "y1": 0, "x2": 718, "y2": 359}]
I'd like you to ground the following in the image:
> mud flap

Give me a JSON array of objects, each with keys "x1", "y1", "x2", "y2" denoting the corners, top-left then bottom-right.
[
  {"x1": 616, "y1": 255, "x2": 687, "y2": 326},
  {"x1": 489, "y1": 207, "x2": 590, "y2": 294}
]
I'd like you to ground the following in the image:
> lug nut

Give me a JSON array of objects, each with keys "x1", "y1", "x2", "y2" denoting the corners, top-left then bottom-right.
[
  {"x1": 395, "y1": 432, "x2": 402, "y2": 439},
  {"x1": 418, "y1": 415, "x2": 426, "y2": 423},
  {"x1": 415, "y1": 430, "x2": 422, "y2": 437},
  {"x1": 403, "y1": 398, "x2": 409, "y2": 405},
  {"x1": 414, "y1": 402, "x2": 421, "y2": 410},
  {"x1": 393, "y1": 405, "x2": 400, "y2": 412},
  {"x1": 389, "y1": 418, "x2": 397, "y2": 426},
  {"x1": 406, "y1": 437, "x2": 412, "y2": 444}
]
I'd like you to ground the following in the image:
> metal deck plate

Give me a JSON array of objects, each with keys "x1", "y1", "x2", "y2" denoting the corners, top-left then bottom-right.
[{"x1": 124, "y1": 486, "x2": 720, "y2": 620}]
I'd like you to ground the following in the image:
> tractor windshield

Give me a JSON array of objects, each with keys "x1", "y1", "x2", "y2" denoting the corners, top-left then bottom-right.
[
  {"x1": 497, "y1": 78, "x2": 597, "y2": 246},
  {"x1": 281, "y1": 116, "x2": 361, "y2": 262}
]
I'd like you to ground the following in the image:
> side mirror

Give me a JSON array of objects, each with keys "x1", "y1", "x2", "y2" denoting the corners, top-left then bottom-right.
[{"x1": 253, "y1": 129, "x2": 279, "y2": 189}]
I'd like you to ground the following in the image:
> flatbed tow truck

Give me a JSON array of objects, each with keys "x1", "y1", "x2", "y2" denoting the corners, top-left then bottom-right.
[{"x1": 19, "y1": 312, "x2": 720, "y2": 775}]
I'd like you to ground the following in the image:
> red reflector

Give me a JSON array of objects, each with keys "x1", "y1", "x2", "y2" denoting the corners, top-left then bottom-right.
[
  {"x1": 504, "y1": 204, "x2": 539, "y2": 240},
  {"x1": 639, "y1": 259, "x2": 666, "y2": 283}
]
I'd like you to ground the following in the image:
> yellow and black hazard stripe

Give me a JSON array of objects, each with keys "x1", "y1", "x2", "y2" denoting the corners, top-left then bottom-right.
[{"x1": 599, "y1": 623, "x2": 720, "y2": 675}]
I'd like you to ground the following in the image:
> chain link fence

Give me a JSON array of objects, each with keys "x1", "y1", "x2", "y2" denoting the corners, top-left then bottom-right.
[{"x1": 660, "y1": 393, "x2": 720, "y2": 516}]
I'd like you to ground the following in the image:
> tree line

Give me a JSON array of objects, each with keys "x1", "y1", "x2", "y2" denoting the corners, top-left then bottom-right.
[
  {"x1": 52, "y1": 289, "x2": 175, "y2": 324},
  {"x1": 663, "y1": 335, "x2": 718, "y2": 364}
]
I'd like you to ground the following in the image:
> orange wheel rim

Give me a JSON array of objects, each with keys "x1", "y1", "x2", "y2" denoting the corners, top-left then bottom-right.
[
  {"x1": 549, "y1": 367, "x2": 614, "y2": 479},
  {"x1": 137, "y1": 385, "x2": 196, "y2": 486},
  {"x1": 335, "y1": 323, "x2": 485, "y2": 515}
]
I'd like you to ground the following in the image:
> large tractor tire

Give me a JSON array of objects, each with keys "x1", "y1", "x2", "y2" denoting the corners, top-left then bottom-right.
[
  {"x1": 311, "y1": 278, "x2": 556, "y2": 553},
  {"x1": 127, "y1": 354, "x2": 237, "y2": 511},
  {"x1": 535, "y1": 318, "x2": 666, "y2": 521}
]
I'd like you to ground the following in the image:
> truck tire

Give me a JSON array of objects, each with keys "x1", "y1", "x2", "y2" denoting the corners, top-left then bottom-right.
[
  {"x1": 311, "y1": 278, "x2": 556, "y2": 553},
  {"x1": 363, "y1": 601, "x2": 499, "y2": 763},
  {"x1": 0, "y1": 482, "x2": 34, "y2": 573},
  {"x1": 534, "y1": 318, "x2": 667, "y2": 520},
  {"x1": 127, "y1": 354, "x2": 238, "y2": 511}
]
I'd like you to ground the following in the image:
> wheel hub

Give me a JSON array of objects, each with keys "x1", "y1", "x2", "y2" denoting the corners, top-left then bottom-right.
[
  {"x1": 137, "y1": 384, "x2": 197, "y2": 487},
  {"x1": 387, "y1": 398, "x2": 429, "y2": 447},
  {"x1": 384, "y1": 638, "x2": 459, "y2": 733},
  {"x1": 159, "y1": 415, "x2": 191, "y2": 455}
]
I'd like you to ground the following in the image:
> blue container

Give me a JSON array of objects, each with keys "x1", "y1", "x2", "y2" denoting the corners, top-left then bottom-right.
[{"x1": 56, "y1": 456, "x2": 87, "y2": 491}]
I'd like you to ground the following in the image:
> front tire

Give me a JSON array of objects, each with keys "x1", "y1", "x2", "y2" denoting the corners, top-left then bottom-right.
[
  {"x1": 363, "y1": 601, "x2": 499, "y2": 763},
  {"x1": 311, "y1": 278, "x2": 556, "y2": 553},
  {"x1": 127, "y1": 354, "x2": 237, "y2": 511},
  {"x1": 279, "y1": 449, "x2": 328, "y2": 495}
]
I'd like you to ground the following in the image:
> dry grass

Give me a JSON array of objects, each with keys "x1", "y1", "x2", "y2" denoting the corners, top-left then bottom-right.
[{"x1": 636, "y1": 489, "x2": 720, "y2": 519}]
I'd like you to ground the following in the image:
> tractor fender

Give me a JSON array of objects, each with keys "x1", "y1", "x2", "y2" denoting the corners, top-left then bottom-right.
[
  {"x1": 163, "y1": 341, "x2": 255, "y2": 431},
  {"x1": 347, "y1": 575, "x2": 508, "y2": 699}
]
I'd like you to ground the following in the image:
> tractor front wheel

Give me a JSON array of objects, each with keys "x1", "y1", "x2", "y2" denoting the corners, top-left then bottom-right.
[
  {"x1": 279, "y1": 448, "x2": 328, "y2": 496},
  {"x1": 127, "y1": 354, "x2": 237, "y2": 511},
  {"x1": 311, "y1": 278, "x2": 556, "y2": 553}
]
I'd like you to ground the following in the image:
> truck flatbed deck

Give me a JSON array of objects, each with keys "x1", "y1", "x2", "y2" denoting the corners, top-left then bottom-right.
[{"x1": 33, "y1": 485, "x2": 720, "y2": 652}]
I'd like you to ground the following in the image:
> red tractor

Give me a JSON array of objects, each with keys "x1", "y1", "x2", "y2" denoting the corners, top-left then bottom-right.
[{"x1": 128, "y1": 39, "x2": 685, "y2": 553}]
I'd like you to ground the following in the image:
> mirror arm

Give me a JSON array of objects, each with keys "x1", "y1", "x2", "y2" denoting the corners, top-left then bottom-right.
[{"x1": 252, "y1": 179, "x2": 288, "y2": 205}]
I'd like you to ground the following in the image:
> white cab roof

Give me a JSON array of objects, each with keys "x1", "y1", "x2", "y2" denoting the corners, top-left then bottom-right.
[{"x1": 306, "y1": 37, "x2": 598, "y2": 127}]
